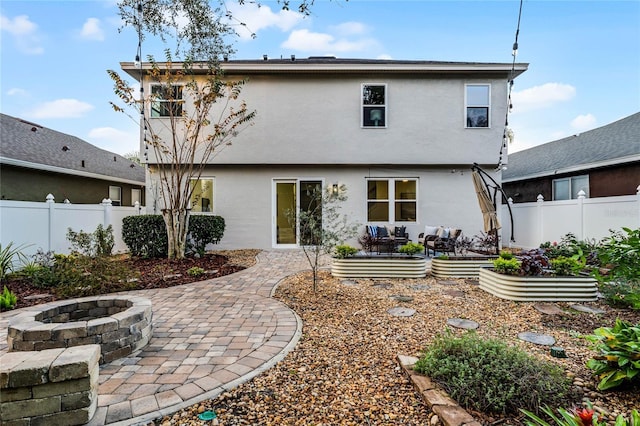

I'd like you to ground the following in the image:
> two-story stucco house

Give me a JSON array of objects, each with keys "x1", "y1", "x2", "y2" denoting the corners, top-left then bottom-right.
[{"x1": 121, "y1": 57, "x2": 527, "y2": 250}]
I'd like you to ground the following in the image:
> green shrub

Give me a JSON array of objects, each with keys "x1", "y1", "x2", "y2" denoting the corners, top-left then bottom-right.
[
  {"x1": 123, "y1": 214, "x2": 226, "y2": 258},
  {"x1": 67, "y1": 224, "x2": 115, "y2": 257},
  {"x1": 551, "y1": 256, "x2": 584, "y2": 277},
  {"x1": 584, "y1": 319, "x2": 640, "y2": 391},
  {"x1": 0, "y1": 286, "x2": 18, "y2": 310},
  {"x1": 398, "y1": 242, "x2": 424, "y2": 256},
  {"x1": 122, "y1": 215, "x2": 168, "y2": 258},
  {"x1": 187, "y1": 215, "x2": 225, "y2": 257},
  {"x1": 598, "y1": 281, "x2": 640, "y2": 310},
  {"x1": 493, "y1": 257, "x2": 521, "y2": 275},
  {"x1": 187, "y1": 266, "x2": 206, "y2": 277},
  {"x1": 334, "y1": 244, "x2": 358, "y2": 259},
  {"x1": 414, "y1": 332, "x2": 572, "y2": 414},
  {"x1": 499, "y1": 250, "x2": 514, "y2": 260},
  {"x1": 595, "y1": 227, "x2": 640, "y2": 283}
]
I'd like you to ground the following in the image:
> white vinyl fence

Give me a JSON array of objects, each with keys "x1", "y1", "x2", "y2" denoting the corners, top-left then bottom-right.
[
  {"x1": 0, "y1": 194, "x2": 143, "y2": 258},
  {"x1": 501, "y1": 186, "x2": 640, "y2": 249}
]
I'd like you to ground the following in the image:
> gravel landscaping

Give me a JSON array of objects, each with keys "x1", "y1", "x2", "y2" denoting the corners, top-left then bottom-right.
[{"x1": 152, "y1": 268, "x2": 640, "y2": 426}]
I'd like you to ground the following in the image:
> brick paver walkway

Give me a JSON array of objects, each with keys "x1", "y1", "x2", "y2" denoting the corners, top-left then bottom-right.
[{"x1": 0, "y1": 250, "x2": 321, "y2": 425}]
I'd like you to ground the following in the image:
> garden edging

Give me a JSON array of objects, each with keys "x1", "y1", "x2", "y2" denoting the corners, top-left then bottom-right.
[{"x1": 397, "y1": 354, "x2": 480, "y2": 426}]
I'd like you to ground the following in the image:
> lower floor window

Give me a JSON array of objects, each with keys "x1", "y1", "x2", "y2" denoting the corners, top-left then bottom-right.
[
  {"x1": 552, "y1": 175, "x2": 589, "y2": 200},
  {"x1": 367, "y1": 178, "x2": 417, "y2": 222},
  {"x1": 131, "y1": 188, "x2": 142, "y2": 206},
  {"x1": 190, "y1": 178, "x2": 214, "y2": 212}
]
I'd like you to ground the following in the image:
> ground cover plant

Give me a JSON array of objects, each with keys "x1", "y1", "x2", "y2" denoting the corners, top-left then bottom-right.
[{"x1": 413, "y1": 331, "x2": 573, "y2": 414}]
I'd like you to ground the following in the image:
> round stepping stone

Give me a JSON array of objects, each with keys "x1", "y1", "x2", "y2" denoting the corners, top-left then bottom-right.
[
  {"x1": 389, "y1": 295, "x2": 414, "y2": 303},
  {"x1": 446, "y1": 318, "x2": 479, "y2": 330},
  {"x1": 442, "y1": 289, "x2": 464, "y2": 298},
  {"x1": 373, "y1": 282, "x2": 393, "y2": 289},
  {"x1": 387, "y1": 307, "x2": 416, "y2": 317},
  {"x1": 569, "y1": 304, "x2": 606, "y2": 314},
  {"x1": 341, "y1": 279, "x2": 358, "y2": 286},
  {"x1": 410, "y1": 284, "x2": 431, "y2": 291},
  {"x1": 518, "y1": 332, "x2": 556, "y2": 346},
  {"x1": 534, "y1": 303, "x2": 565, "y2": 315}
]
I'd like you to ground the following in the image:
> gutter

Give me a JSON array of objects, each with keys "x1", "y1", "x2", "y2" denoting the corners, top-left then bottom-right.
[
  {"x1": 502, "y1": 154, "x2": 640, "y2": 183},
  {"x1": 0, "y1": 157, "x2": 145, "y2": 187}
]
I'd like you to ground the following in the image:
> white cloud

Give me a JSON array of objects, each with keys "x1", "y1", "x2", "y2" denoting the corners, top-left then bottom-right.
[
  {"x1": 7, "y1": 88, "x2": 28, "y2": 96},
  {"x1": 88, "y1": 127, "x2": 139, "y2": 155},
  {"x1": 330, "y1": 21, "x2": 369, "y2": 36},
  {"x1": 570, "y1": 113, "x2": 597, "y2": 132},
  {"x1": 282, "y1": 28, "x2": 377, "y2": 53},
  {"x1": 377, "y1": 54, "x2": 392, "y2": 60},
  {"x1": 80, "y1": 17, "x2": 105, "y2": 41},
  {"x1": 511, "y1": 83, "x2": 576, "y2": 113},
  {"x1": 226, "y1": 3, "x2": 303, "y2": 40},
  {"x1": 28, "y1": 99, "x2": 94, "y2": 119},
  {"x1": 0, "y1": 13, "x2": 44, "y2": 54}
]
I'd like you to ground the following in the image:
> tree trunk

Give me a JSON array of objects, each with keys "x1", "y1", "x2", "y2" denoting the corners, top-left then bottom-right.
[{"x1": 162, "y1": 208, "x2": 190, "y2": 259}]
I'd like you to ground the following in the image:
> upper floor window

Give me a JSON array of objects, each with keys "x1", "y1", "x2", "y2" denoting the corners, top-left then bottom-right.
[
  {"x1": 367, "y1": 178, "x2": 417, "y2": 222},
  {"x1": 131, "y1": 188, "x2": 142, "y2": 206},
  {"x1": 190, "y1": 178, "x2": 214, "y2": 212},
  {"x1": 109, "y1": 185, "x2": 122, "y2": 206},
  {"x1": 151, "y1": 85, "x2": 183, "y2": 118},
  {"x1": 465, "y1": 84, "x2": 490, "y2": 128},
  {"x1": 362, "y1": 84, "x2": 386, "y2": 128},
  {"x1": 553, "y1": 175, "x2": 589, "y2": 200}
]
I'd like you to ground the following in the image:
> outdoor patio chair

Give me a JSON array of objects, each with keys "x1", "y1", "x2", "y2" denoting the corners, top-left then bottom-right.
[
  {"x1": 425, "y1": 227, "x2": 461, "y2": 256},
  {"x1": 418, "y1": 225, "x2": 441, "y2": 255},
  {"x1": 364, "y1": 225, "x2": 409, "y2": 254}
]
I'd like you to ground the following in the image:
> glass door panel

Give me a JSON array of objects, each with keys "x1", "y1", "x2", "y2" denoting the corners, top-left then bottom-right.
[{"x1": 276, "y1": 182, "x2": 296, "y2": 245}]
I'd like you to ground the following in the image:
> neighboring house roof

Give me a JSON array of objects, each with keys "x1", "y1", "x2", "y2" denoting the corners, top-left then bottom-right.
[
  {"x1": 503, "y1": 112, "x2": 640, "y2": 182},
  {"x1": 121, "y1": 57, "x2": 528, "y2": 79},
  {"x1": 0, "y1": 113, "x2": 144, "y2": 185}
]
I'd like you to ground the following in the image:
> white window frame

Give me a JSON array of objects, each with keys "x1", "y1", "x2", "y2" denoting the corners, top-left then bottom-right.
[
  {"x1": 361, "y1": 83, "x2": 387, "y2": 128},
  {"x1": 552, "y1": 175, "x2": 589, "y2": 200},
  {"x1": 465, "y1": 84, "x2": 491, "y2": 128},
  {"x1": 109, "y1": 186, "x2": 122, "y2": 206},
  {"x1": 150, "y1": 84, "x2": 184, "y2": 118},
  {"x1": 189, "y1": 177, "x2": 215, "y2": 213},
  {"x1": 131, "y1": 188, "x2": 142, "y2": 206},
  {"x1": 366, "y1": 178, "x2": 417, "y2": 223}
]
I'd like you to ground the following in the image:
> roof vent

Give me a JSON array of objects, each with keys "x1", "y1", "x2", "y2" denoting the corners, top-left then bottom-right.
[
  {"x1": 114, "y1": 156, "x2": 117, "y2": 161},
  {"x1": 62, "y1": 146, "x2": 70, "y2": 152},
  {"x1": 31, "y1": 127, "x2": 37, "y2": 132},
  {"x1": 263, "y1": 54, "x2": 268, "y2": 61}
]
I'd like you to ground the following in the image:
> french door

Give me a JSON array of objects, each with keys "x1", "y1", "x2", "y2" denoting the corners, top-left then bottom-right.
[{"x1": 273, "y1": 179, "x2": 322, "y2": 247}]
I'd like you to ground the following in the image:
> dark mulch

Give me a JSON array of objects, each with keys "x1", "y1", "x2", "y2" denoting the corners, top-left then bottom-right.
[{"x1": 2, "y1": 252, "x2": 251, "y2": 311}]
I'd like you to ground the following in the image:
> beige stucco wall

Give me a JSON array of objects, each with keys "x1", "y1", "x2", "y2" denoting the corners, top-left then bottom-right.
[
  {"x1": 145, "y1": 165, "x2": 500, "y2": 250},
  {"x1": 143, "y1": 74, "x2": 509, "y2": 167}
]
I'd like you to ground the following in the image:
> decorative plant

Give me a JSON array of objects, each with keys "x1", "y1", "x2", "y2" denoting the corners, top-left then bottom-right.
[
  {"x1": 187, "y1": 266, "x2": 206, "y2": 277},
  {"x1": 398, "y1": 242, "x2": 424, "y2": 256},
  {"x1": 0, "y1": 242, "x2": 29, "y2": 282},
  {"x1": 493, "y1": 253, "x2": 521, "y2": 275},
  {"x1": 521, "y1": 402, "x2": 639, "y2": 426},
  {"x1": 334, "y1": 244, "x2": 358, "y2": 259},
  {"x1": 0, "y1": 286, "x2": 18, "y2": 310},
  {"x1": 518, "y1": 249, "x2": 550, "y2": 276},
  {"x1": 67, "y1": 224, "x2": 115, "y2": 257},
  {"x1": 584, "y1": 319, "x2": 640, "y2": 390},
  {"x1": 551, "y1": 256, "x2": 585, "y2": 277},
  {"x1": 358, "y1": 233, "x2": 377, "y2": 254}
]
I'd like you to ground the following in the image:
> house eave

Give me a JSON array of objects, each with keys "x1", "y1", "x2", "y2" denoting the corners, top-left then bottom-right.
[
  {"x1": 120, "y1": 60, "x2": 528, "y2": 80},
  {"x1": 502, "y1": 154, "x2": 640, "y2": 183},
  {"x1": 0, "y1": 157, "x2": 145, "y2": 186}
]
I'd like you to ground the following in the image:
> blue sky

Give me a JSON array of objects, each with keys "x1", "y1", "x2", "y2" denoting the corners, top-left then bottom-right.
[{"x1": 1, "y1": 0, "x2": 639, "y2": 156}]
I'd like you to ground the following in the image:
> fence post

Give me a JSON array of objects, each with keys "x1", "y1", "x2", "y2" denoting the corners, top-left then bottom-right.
[
  {"x1": 536, "y1": 194, "x2": 544, "y2": 246},
  {"x1": 46, "y1": 194, "x2": 55, "y2": 252},
  {"x1": 102, "y1": 198, "x2": 113, "y2": 228},
  {"x1": 637, "y1": 185, "x2": 640, "y2": 228},
  {"x1": 577, "y1": 190, "x2": 586, "y2": 240},
  {"x1": 134, "y1": 201, "x2": 141, "y2": 215}
]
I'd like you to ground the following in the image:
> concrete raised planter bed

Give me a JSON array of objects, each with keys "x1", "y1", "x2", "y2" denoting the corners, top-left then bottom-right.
[
  {"x1": 331, "y1": 255, "x2": 428, "y2": 278},
  {"x1": 431, "y1": 256, "x2": 496, "y2": 278},
  {"x1": 478, "y1": 268, "x2": 598, "y2": 302}
]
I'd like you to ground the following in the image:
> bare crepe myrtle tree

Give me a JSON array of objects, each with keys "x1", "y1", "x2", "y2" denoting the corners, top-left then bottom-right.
[
  {"x1": 286, "y1": 184, "x2": 359, "y2": 292},
  {"x1": 108, "y1": 56, "x2": 255, "y2": 259}
]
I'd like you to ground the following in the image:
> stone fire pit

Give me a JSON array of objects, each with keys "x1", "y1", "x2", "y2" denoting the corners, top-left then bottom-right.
[{"x1": 7, "y1": 295, "x2": 152, "y2": 364}]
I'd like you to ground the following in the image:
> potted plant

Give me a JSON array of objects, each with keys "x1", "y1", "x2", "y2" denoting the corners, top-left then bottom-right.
[{"x1": 479, "y1": 249, "x2": 598, "y2": 302}]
